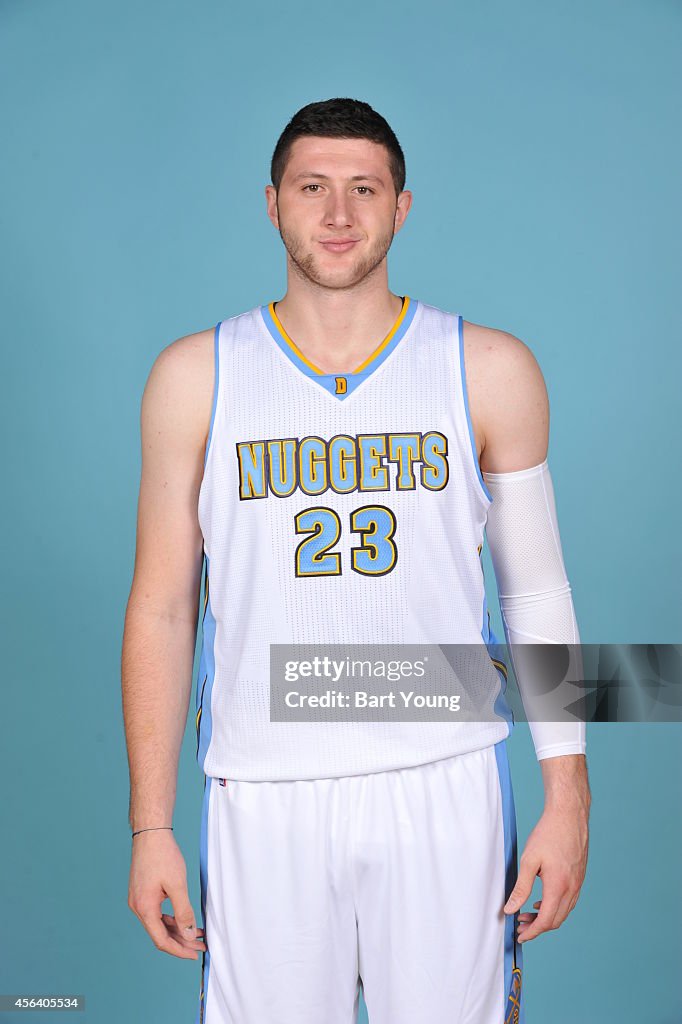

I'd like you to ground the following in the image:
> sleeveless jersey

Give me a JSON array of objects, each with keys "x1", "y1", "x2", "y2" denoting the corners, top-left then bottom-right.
[{"x1": 195, "y1": 296, "x2": 513, "y2": 781}]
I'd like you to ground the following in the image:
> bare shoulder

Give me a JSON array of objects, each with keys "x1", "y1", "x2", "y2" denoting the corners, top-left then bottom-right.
[
  {"x1": 461, "y1": 319, "x2": 544, "y2": 382},
  {"x1": 461, "y1": 318, "x2": 549, "y2": 473},
  {"x1": 142, "y1": 327, "x2": 216, "y2": 454}
]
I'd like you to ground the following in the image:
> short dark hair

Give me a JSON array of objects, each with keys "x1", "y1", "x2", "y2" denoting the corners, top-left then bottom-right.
[{"x1": 270, "y1": 98, "x2": 406, "y2": 197}]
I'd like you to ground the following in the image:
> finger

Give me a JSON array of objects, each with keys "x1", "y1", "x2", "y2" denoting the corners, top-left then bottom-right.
[
  {"x1": 518, "y1": 896, "x2": 563, "y2": 942},
  {"x1": 504, "y1": 856, "x2": 540, "y2": 914},
  {"x1": 161, "y1": 914, "x2": 208, "y2": 951},
  {"x1": 517, "y1": 877, "x2": 566, "y2": 943},
  {"x1": 136, "y1": 903, "x2": 198, "y2": 959},
  {"x1": 161, "y1": 914, "x2": 207, "y2": 944},
  {"x1": 518, "y1": 900, "x2": 542, "y2": 926},
  {"x1": 166, "y1": 882, "x2": 202, "y2": 950},
  {"x1": 160, "y1": 916, "x2": 206, "y2": 953},
  {"x1": 161, "y1": 913, "x2": 205, "y2": 936}
]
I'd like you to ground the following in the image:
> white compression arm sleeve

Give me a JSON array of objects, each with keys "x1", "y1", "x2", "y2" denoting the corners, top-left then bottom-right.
[{"x1": 482, "y1": 459, "x2": 586, "y2": 760}]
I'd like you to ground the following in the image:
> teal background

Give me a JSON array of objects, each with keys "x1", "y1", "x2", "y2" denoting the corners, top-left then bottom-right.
[{"x1": 1, "y1": 0, "x2": 680, "y2": 1021}]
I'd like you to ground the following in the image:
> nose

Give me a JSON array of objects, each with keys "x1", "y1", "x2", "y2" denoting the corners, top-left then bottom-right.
[{"x1": 323, "y1": 189, "x2": 354, "y2": 229}]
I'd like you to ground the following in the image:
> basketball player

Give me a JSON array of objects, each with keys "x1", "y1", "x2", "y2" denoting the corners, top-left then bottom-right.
[{"x1": 122, "y1": 98, "x2": 591, "y2": 1024}]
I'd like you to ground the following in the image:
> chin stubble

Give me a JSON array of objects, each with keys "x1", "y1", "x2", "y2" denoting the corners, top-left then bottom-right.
[{"x1": 278, "y1": 219, "x2": 396, "y2": 290}]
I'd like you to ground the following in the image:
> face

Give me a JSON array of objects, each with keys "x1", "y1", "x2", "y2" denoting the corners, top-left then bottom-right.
[{"x1": 265, "y1": 136, "x2": 412, "y2": 290}]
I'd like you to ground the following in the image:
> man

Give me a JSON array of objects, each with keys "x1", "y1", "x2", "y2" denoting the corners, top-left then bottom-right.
[{"x1": 122, "y1": 98, "x2": 590, "y2": 1024}]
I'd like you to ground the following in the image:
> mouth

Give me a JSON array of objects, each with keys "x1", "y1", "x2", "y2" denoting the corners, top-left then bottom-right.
[{"x1": 318, "y1": 239, "x2": 360, "y2": 254}]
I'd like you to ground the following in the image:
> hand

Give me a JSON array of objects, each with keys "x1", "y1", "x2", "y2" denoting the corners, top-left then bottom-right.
[
  {"x1": 503, "y1": 800, "x2": 589, "y2": 944},
  {"x1": 128, "y1": 829, "x2": 207, "y2": 959}
]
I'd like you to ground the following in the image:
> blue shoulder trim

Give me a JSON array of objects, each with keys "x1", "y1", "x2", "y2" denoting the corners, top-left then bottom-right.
[
  {"x1": 458, "y1": 314, "x2": 493, "y2": 502},
  {"x1": 203, "y1": 322, "x2": 221, "y2": 468}
]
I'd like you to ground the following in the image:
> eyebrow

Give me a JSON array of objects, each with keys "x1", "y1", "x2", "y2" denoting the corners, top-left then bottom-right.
[{"x1": 290, "y1": 171, "x2": 385, "y2": 185}]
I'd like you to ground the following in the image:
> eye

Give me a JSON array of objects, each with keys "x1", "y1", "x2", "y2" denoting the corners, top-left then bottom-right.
[{"x1": 301, "y1": 184, "x2": 375, "y2": 195}]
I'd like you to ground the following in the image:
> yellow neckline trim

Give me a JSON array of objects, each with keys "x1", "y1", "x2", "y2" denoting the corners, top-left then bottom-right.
[{"x1": 268, "y1": 296, "x2": 411, "y2": 376}]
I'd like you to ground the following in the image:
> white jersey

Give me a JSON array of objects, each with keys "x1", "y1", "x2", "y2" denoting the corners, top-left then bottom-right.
[{"x1": 195, "y1": 296, "x2": 513, "y2": 781}]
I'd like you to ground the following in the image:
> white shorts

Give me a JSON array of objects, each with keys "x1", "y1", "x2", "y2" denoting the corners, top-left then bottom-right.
[{"x1": 194, "y1": 739, "x2": 523, "y2": 1024}]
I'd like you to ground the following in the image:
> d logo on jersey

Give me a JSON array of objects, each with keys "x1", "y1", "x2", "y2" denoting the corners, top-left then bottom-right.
[{"x1": 335, "y1": 376, "x2": 347, "y2": 394}]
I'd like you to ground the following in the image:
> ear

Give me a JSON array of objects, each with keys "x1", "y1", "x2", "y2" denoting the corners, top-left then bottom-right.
[
  {"x1": 394, "y1": 189, "x2": 413, "y2": 232},
  {"x1": 264, "y1": 184, "x2": 280, "y2": 230}
]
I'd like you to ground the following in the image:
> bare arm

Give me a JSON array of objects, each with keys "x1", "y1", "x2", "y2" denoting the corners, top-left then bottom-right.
[
  {"x1": 122, "y1": 327, "x2": 214, "y2": 959},
  {"x1": 464, "y1": 321, "x2": 590, "y2": 941}
]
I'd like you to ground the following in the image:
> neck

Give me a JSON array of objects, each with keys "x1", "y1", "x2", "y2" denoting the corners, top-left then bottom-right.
[{"x1": 272, "y1": 274, "x2": 404, "y2": 374}]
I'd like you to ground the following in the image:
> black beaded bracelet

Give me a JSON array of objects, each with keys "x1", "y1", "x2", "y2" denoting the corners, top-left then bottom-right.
[{"x1": 132, "y1": 826, "x2": 174, "y2": 838}]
